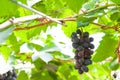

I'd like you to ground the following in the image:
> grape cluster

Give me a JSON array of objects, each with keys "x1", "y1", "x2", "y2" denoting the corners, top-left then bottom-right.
[
  {"x1": 0, "y1": 69, "x2": 17, "y2": 80},
  {"x1": 71, "y1": 29, "x2": 94, "y2": 74}
]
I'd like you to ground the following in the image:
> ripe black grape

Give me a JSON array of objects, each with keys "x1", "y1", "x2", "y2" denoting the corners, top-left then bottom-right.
[
  {"x1": 72, "y1": 43, "x2": 79, "y2": 49},
  {"x1": 72, "y1": 37, "x2": 80, "y2": 43},
  {"x1": 76, "y1": 29, "x2": 82, "y2": 35},
  {"x1": 89, "y1": 43, "x2": 95, "y2": 49},
  {"x1": 83, "y1": 43, "x2": 89, "y2": 48},
  {"x1": 78, "y1": 69, "x2": 83, "y2": 74},
  {"x1": 71, "y1": 29, "x2": 94, "y2": 74},
  {"x1": 83, "y1": 32, "x2": 89, "y2": 37},
  {"x1": 81, "y1": 65, "x2": 88, "y2": 72},
  {"x1": 77, "y1": 46, "x2": 84, "y2": 51},
  {"x1": 0, "y1": 68, "x2": 17, "y2": 80},
  {"x1": 89, "y1": 37, "x2": 94, "y2": 42},
  {"x1": 84, "y1": 59, "x2": 92, "y2": 65},
  {"x1": 71, "y1": 32, "x2": 77, "y2": 38}
]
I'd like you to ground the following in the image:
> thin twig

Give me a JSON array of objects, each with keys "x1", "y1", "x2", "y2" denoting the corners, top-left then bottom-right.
[
  {"x1": 0, "y1": 15, "x2": 42, "y2": 30},
  {"x1": 14, "y1": 17, "x2": 115, "y2": 31},
  {"x1": 74, "y1": 4, "x2": 116, "y2": 17},
  {"x1": 0, "y1": 3, "x2": 117, "y2": 30},
  {"x1": 11, "y1": 0, "x2": 65, "y2": 26}
]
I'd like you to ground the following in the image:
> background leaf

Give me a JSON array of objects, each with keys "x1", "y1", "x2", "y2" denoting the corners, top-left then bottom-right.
[
  {"x1": 0, "y1": 26, "x2": 14, "y2": 43},
  {"x1": 93, "y1": 34, "x2": 118, "y2": 62},
  {"x1": 65, "y1": 0, "x2": 88, "y2": 13}
]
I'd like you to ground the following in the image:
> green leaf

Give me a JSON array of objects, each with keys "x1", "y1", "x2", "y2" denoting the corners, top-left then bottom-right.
[
  {"x1": 65, "y1": 0, "x2": 88, "y2": 13},
  {"x1": 27, "y1": 27, "x2": 41, "y2": 39},
  {"x1": 62, "y1": 22, "x2": 76, "y2": 37},
  {"x1": 93, "y1": 34, "x2": 118, "y2": 62},
  {"x1": 86, "y1": 9, "x2": 105, "y2": 18},
  {"x1": 32, "y1": 1, "x2": 47, "y2": 13},
  {"x1": 0, "y1": 26, "x2": 14, "y2": 43},
  {"x1": 110, "y1": 12, "x2": 120, "y2": 22},
  {"x1": 0, "y1": 46, "x2": 12, "y2": 60},
  {"x1": 6, "y1": 33, "x2": 21, "y2": 53},
  {"x1": 19, "y1": 0, "x2": 27, "y2": 4},
  {"x1": 109, "y1": 57, "x2": 119, "y2": 70},
  {"x1": 0, "y1": 0, "x2": 18, "y2": 17},
  {"x1": 14, "y1": 30, "x2": 28, "y2": 41},
  {"x1": 28, "y1": 43, "x2": 43, "y2": 51},
  {"x1": 57, "y1": 63, "x2": 71, "y2": 79},
  {"x1": 77, "y1": 16, "x2": 96, "y2": 27},
  {"x1": 33, "y1": 58, "x2": 46, "y2": 70},
  {"x1": 6, "y1": 33, "x2": 17, "y2": 45},
  {"x1": 17, "y1": 71, "x2": 29, "y2": 80},
  {"x1": 83, "y1": 0, "x2": 96, "y2": 10},
  {"x1": 110, "y1": 0, "x2": 120, "y2": 5},
  {"x1": 30, "y1": 70, "x2": 53, "y2": 80}
]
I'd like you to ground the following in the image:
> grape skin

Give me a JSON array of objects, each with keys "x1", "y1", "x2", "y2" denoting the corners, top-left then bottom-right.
[{"x1": 0, "y1": 69, "x2": 17, "y2": 80}]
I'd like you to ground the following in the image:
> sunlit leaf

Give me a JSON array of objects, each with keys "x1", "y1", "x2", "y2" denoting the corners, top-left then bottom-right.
[
  {"x1": 17, "y1": 71, "x2": 29, "y2": 80},
  {"x1": 93, "y1": 34, "x2": 118, "y2": 62}
]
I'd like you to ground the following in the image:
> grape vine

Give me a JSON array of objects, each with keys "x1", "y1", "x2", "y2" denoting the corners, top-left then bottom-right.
[{"x1": 71, "y1": 29, "x2": 94, "y2": 74}]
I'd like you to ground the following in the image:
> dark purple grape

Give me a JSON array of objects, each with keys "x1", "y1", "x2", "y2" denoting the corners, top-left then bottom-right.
[
  {"x1": 78, "y1": 51, "x2": 84, "y2": 57},
  {"x1": 84, "y1": 59, "x2": 92, "y2": 65},
  {"x1": 78, "y1": 69, "x2": 83, "y2": 74},
  {"x1": 78, "y1": 58, "x2": 84, "y2": 65},
  {"x1": 74, "y1": 55, "x2": 80, "y2": 60},
  {"x1": 82, "y1": 43, "x2": 89, "y2": 48},
  {"x1": 71, "y1": 32, "x2": 77, "y2": 38},
  {"x1": 84, "y1": 37, "x2": 89, "y2": 42},
  {"x1": 7, "y1": 71, "x2": 12, "y2": 76},
  {"x1": 81, "y1": 65, "x2": 88, "y2": 72},
  {"x1": 12, "y1": 69, "x2": 17, "y2": 78},
  {"x1": 76, "y1": 29, "x2": 82, "y2": 35},
  {"x1": 71, "y1": 37, "x2": 80, "y2": 43},
  {"x1": 84, "y1": 55, "x2": 91, "y2": 59},
  {"x1": 89, "y1": 44, "x2": 94, "y2": 49},
  {"x1": 72, "y1": 43, "x2": 79, "y2": 49},
  {"x1": 86, "y1": 49, "x2": 94, "y2": 54},
  {"x1": 77, "y1": 46, "x2": 84, "y2": 51},
  {"x1": 74, "y1": 64, "x2": 80, "y2": 69},
  {"x1": 79, "y1": 38, "x2": 84, "y2": 44},
  {"x1": 89, "y1": 37, "x2": 94, "y2": 42},
  {"x1": 83, "y1": 32, "x2": 89, "y2": 37}
]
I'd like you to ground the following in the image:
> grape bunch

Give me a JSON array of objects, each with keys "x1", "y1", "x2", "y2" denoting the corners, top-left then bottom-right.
[
  {"x1": 71, "y1": 29, "x2": 94, "y2": 74},
  {"x1": 0, "y1": 69, "x2": 17, "y2": 80}
]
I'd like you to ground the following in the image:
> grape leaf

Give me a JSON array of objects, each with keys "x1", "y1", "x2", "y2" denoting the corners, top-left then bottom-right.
[
  {"x1": 109, "y1": 57, "x2": 119, "y2": 70},
  {"x1": 110, "y1": 12, "x2": 120, "y2": 22},
  {"x1": 0, "y1": 46, "x2": 12, "y2": 60},
  {"x1": 14, "y1": 30, "x2": 28, "y2": 41},
  {"x1": 6, "y1": 33, "x2": 17, "y2": 45},
  {"x1": 19, "y1": 0, "x2": 27, "y2": 4},
  {"x1": 110, "y1": 0, "x2": 120, "y2": 5},
  {"x1": 93, "y1": 34, "x2": 118, "y2": 62},
  {"x1": 0, "y1": 0, "x2": 18, "y2": 17},
  {"x1": 62, "y1": 22, "x2": 76, "y2": 37},
  {"x1": 77, "y1": 16, "x2": 96, "y2": 28},
  {"x1": 17, "y1": 71, "x2": 29, "y2": 80},
  {"x1": 30, "y1": 70, "x2": 53, "y2": 80},
  {"x1": 32, "y1": 1, "x2": 47, "y2": 13},
  {"x1": 65, "y1": 0, "x2": 88, "y2": 13},
  {"x1": 83, "y1": 0, "x2": 97, "y2": 10}
]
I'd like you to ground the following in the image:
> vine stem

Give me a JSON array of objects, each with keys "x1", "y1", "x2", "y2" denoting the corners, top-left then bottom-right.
[
  {"x1": 0, "y1": 3, "x2": 116, "y2": 30},
  {"x1": 11, "y1": 0, "x2": 65, "y2": 25}
]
